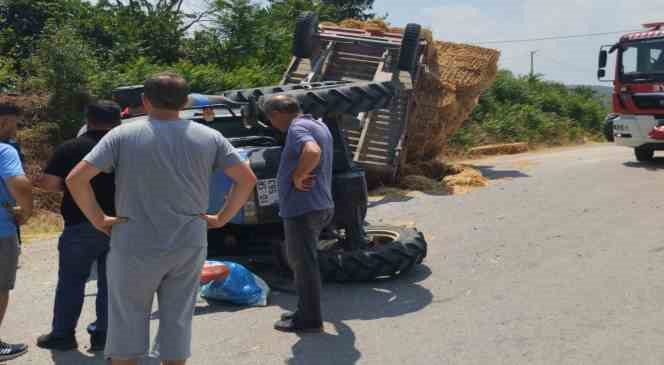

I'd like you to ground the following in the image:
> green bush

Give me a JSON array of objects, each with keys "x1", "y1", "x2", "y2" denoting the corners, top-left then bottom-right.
[
  {"x1": 0, "y1": 57, "x2": 18, "y2": 90},
  {"x1": 449, "y1": 70, "x2": 608, "y2": 152},
  {"x1": 24, "y1": 23, "x2": 98, "y2": 138}
]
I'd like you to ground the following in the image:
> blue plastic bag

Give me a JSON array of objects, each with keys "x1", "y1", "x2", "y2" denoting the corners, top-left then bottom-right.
[{"x1": 200, "y1": 261, "x2": 269, "y2": 306}]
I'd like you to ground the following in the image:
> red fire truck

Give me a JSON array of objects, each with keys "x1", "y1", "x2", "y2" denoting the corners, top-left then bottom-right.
[{"x1": 598, "y1": 22, "x2": 664, "y2": 161}]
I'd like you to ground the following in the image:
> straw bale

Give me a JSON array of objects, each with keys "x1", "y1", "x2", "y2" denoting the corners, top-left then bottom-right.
[
  {"x1": 337, "y1": 18, "x2": 390, "y2": 32},
  {"x1": 339, "y1": 19, "x2": 366, "y2": 29},
  {"x1": 406, "y1": 41, "x2": 500, "y2": 161},
  {"x1": 364, "y1": 19, "x2": 390, "y2": 31},
  {"x1": 320, "y1": 21, "x2": 338, "y2": 27}
]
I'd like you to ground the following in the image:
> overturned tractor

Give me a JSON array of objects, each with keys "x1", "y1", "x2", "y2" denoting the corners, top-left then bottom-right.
[{"x1": 110, "y1": 14, "x2": 429, "y2": 282}]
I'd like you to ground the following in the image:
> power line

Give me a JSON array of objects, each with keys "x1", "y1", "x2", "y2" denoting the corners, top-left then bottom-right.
[
  {"x1": 536, "y1": 53, "x2": 597, "y2": 75},
  {"x1": 470, "y1": 29, "x2": 640, "y2": 45}
]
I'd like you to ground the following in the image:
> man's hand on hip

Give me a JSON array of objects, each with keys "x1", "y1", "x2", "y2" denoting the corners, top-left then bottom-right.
[
  {"x1": 93, "y1": 215, "x2": 127, "y2": 236},
  {"x1": 200, "y1": 213, "x2": 231, "y2": 229},
  {"x1": 293, "y1": 172, "x2": 315, "y2": 192}
]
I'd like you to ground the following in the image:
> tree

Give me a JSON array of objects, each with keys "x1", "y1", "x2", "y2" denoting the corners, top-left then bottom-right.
[
  {"x1": 26, "y1": 24, "x2": 98, "y2": 137},
  {"x1": 321, "y1": 0, "x2": 374, "y2": 20}
]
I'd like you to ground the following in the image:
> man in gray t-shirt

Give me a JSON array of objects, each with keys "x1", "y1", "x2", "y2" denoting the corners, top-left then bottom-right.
[{"x1": 66, "y1": 72, "x2": 257, "y2": 365}]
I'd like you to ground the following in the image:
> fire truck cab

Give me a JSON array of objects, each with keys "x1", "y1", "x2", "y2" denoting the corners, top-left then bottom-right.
[{"x1": 598, "y1": 22, "x2": 664, "y2": 162}]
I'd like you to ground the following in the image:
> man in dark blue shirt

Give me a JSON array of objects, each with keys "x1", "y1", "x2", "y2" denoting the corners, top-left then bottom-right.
[{"x1": 264, "y1": 95, "x2": 334, "y2": 333}]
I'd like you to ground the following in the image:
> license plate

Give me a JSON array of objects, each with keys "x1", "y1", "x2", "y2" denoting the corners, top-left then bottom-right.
[{"x1": 256, "y1": 179, "x2": 279, "y2": 207}]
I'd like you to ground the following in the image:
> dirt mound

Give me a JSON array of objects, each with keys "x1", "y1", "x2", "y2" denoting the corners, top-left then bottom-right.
[
  {"x1": 407, "y1": 41, "x2": 500, "y2": 161},
  {"x1": 17, "y1": 124, "x2": 62, "y2": 213},
  {"x1": 0, "y1": 93, "x2": 49, "y2": 128}
]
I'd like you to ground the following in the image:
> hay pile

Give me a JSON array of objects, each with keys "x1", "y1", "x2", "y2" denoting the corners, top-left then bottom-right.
[
  {"x1": 407, "y1": 41, "x2": 500, "y2": 161},
  {"x1": 334, "y1": 19, "x2": 391, "y2": 32},
  {"x1": 397, "y1": 161, "x2": 489, "y2": 195},
  {"x1": 442, "y1": 165, "x2": 489, "y2": 194}
]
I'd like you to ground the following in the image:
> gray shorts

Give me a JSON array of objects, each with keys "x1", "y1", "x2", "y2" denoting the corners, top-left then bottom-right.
[
  {"x1": 0, "y1": 235, "x2": 19, "y2": 291},
  {"x1": 105, "y1": 246, "x2": 206, "y2": 361}
]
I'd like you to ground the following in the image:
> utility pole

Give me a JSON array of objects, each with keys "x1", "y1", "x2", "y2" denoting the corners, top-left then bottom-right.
[{"x1": 529, "y1": 50, "x2": 538, "y2": 78}]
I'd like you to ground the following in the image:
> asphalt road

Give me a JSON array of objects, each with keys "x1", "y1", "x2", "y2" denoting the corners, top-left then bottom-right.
[{"x1": 5, "y1": 143, "x2": 664, "y2": 365}]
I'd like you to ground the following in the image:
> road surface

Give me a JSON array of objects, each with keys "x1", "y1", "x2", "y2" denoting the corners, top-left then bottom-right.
[{"x1": 5, "y1": 143, "x2": 664, "y2": 365}]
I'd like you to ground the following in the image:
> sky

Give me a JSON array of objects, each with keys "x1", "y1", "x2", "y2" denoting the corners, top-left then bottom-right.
[
  {"x1": 183, "y1": 0, "x2": 662, "y2": 85},
  {"x1": 371, "y1": 0, "x2": 662, "y2": 86}
]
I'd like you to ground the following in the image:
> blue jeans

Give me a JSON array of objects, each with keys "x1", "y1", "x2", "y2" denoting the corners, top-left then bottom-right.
[{"x1": 52, "y1": 222, "x2": 109, "y2": 336}]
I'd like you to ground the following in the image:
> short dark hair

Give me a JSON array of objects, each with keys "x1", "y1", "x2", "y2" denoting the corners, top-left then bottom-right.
[
  {"x1": 0, "y1": 102, "x2": 20, "y2": 117},
  {"x1": 262, "y1": 95, "x2": 301, "y2": 116},
  {"x1": 143, "y1": 72, "x2": 189, "y2": 110},
  {"x1": 86, "y1": 100, "x2": 121, "y2": 125}
]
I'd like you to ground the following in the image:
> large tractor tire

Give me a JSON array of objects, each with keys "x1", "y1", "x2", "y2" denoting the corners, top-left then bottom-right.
[
  {"x1": 398, "y1": 23, "x2": 422, "y2": 71},
  {"x1": 293, "y1": 11, "x2": 319, "y2": 58},
  {"x1": 261, "y1": 81, "x2": 396, "y2": 118},
  {"x1": 318, "y1": 226, "x2": 428, "y2": 282},
  {"x1": 222, "y1": 81, "x2": 350, "y2": 103}
]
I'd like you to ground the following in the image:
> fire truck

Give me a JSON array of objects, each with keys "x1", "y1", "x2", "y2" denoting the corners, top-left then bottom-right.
[{"x1": 598, "y1": 22, "x2": 664, "y2": 162}]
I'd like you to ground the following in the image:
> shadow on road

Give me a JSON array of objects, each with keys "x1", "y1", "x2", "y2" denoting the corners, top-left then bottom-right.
[
  {"x1": 368, "y1": 193, "x2": 414, "y2": 208},
  {"x1": 474, "y1": 165, "x2": 530, "y2": 180},
  {"x1": 272, "y1": 265, "x2": 433, "y2": 365},
  {"x1": 623, "y1": 158, "x2": 664, "y2": 171},
  {"x1": 50, "y1": 349, "x2": 105, "y2": 365}
]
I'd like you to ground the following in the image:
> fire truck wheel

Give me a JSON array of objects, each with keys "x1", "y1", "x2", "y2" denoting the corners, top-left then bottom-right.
[
  {"x1": 293, "y1": 12, "x2": 319, "y2": 59},
  {"x1": 603, "y1": 118, "x2": 614, "y2": 142},
  {"x1": 635, "y1": 147, "x2": 654, "y2": 162}
]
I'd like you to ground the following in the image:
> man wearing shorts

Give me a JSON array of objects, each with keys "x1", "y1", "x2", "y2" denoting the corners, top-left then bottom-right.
[
  {"x1": 0, "y1": 102, "x2": 33, "y2": 362},
  {"x1": 36, "y1": 100, "x2": 121, "y2": 352},
  {"x1": 66, "y1": 72, "x2": 256, "y2": 365}
]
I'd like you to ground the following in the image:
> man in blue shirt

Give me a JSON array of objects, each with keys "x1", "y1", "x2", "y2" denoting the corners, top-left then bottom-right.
[
  {"x1": 0, "y1": 102, "x2": 33, "y2": 362},
  {"x1": 263, "y1": 95, "x2": 334, "y2": 333}
]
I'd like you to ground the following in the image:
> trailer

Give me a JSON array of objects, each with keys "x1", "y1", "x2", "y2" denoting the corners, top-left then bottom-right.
[{"x1": 281, "y1": 13, "x2": 428, "y2": 184}]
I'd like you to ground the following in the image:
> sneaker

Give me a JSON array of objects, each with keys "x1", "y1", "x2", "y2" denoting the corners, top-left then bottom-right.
[
  {"x1": 36, "y1": 332, "x2": 77, "y2": 351},
  {"x1": 0, "y1": 340, "x2": 28, "y2": 361}
]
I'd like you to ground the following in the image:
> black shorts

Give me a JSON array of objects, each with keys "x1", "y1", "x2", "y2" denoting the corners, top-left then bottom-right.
[{"x1": 0, "y1": 235, "x2": 19, "y2": 291}]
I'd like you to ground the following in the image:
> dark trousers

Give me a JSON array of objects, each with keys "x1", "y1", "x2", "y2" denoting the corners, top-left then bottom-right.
[
  {"x1": 283, "y1": 208, "x2": 334, "y2": 325},
  {"x1": 52, "y1": 222, "x2": 110, "y2": 336}
]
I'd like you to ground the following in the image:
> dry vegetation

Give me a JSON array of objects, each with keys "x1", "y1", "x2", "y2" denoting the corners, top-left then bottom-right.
[{"x1": 8, "y1": 96, "x2": 64, "y2": 241}]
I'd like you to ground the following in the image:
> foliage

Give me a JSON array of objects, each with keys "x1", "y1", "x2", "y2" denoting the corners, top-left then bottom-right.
[
  {"x1": 23, "y1": 24, "x2": 98, "y2": 137},
  {"x1": 448, "y1": 70, "x2": 609, "y2": 151},
  {"x1": 0, "y1": 57, "x2": 18, "y2": 90}
]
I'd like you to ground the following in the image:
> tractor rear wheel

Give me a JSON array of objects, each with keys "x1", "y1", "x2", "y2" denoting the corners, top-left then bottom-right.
[
  {"x1": 318, "y1": 225, "x2": 427, "y2": 282},
  {"x1": 398, "y1": 23, "x2": 422, "y2": 71},
  {"x1": 293, "y1": 11, "x2": 319, "y2": 58}
]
